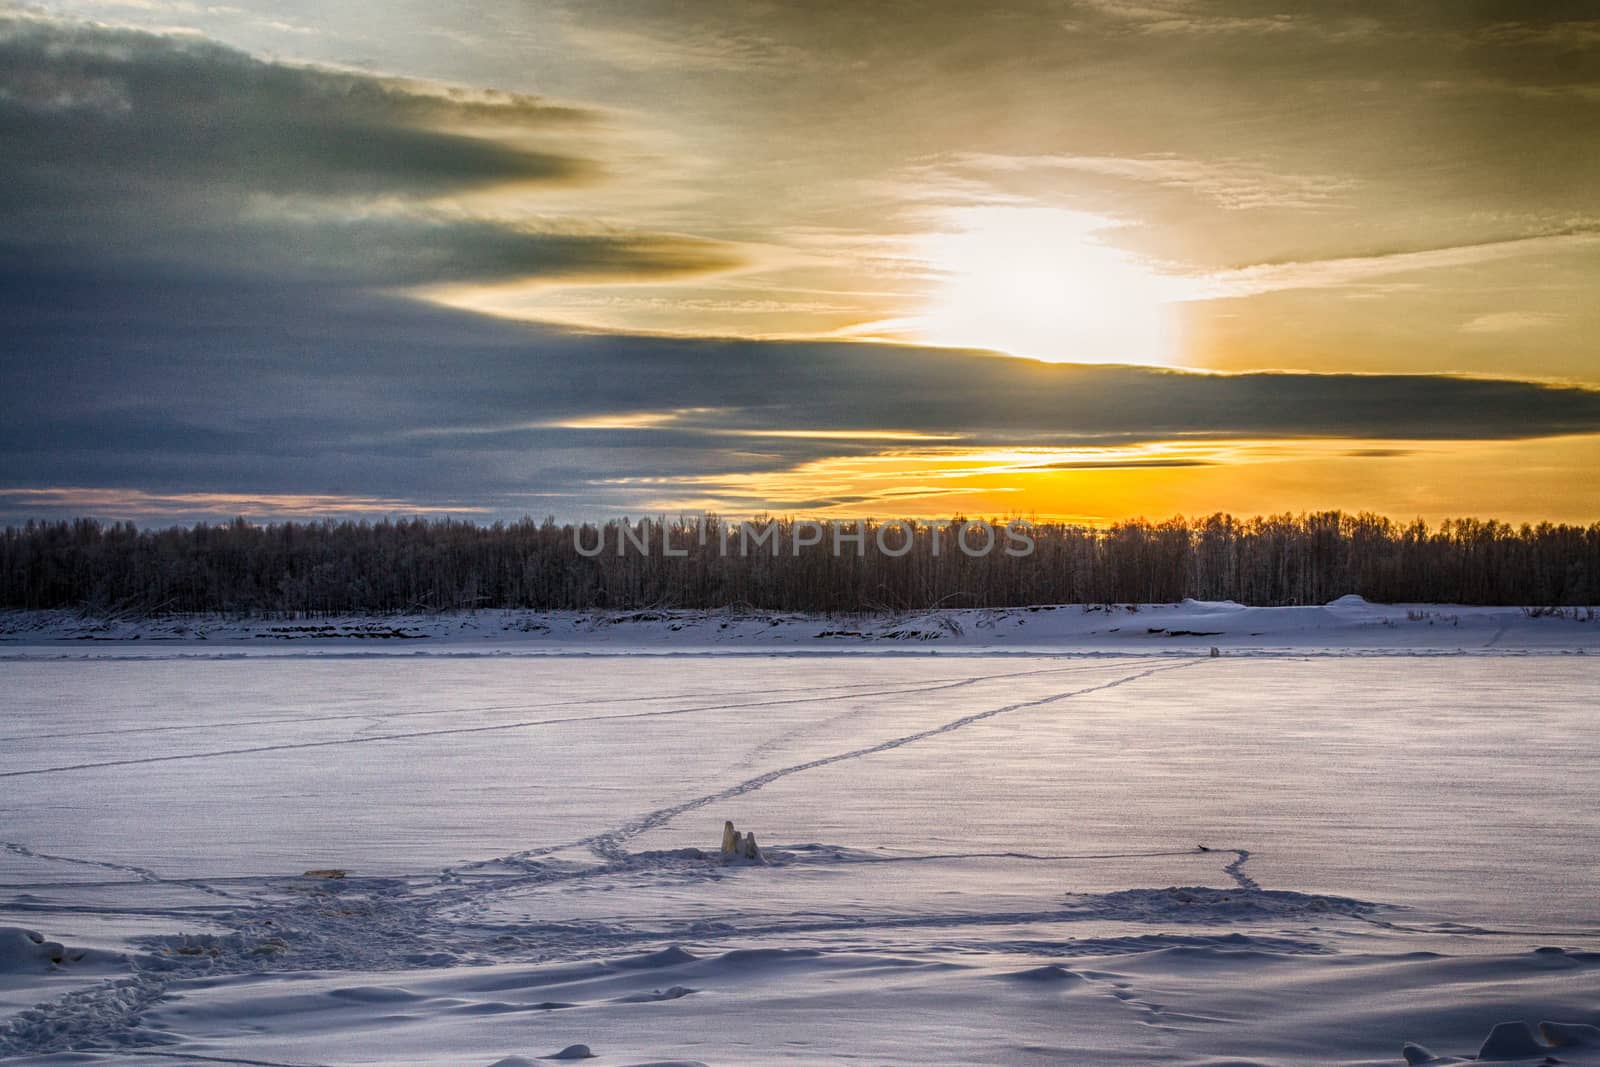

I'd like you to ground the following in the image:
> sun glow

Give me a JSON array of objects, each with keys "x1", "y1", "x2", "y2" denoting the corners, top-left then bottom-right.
[{"x1": 912, "y1": 207, "x2": 1190, "y2": 365}]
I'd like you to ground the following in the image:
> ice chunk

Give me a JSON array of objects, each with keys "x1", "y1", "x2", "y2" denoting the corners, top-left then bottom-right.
[
  {"x1": 548, "y1": 1044, "x2": 596, "y2": 1060},
  {"x1": 1476, "y1": 1021, "x2": 1548, "y2": 1060},
  {"x1": 1541, "y1": 1021, "x2": 1600, "y2": 1048},
  {"x1": 719, "y1": 820, "x2": 762, "y2": 862}
]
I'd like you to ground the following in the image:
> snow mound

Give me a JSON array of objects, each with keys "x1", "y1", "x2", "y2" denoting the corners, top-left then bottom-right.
[
  {"x1": 632, "y1": 847, "x2": 712, "y2": 862},
  {"x1": 612, "y1": 985, "x2": 696, "y2": 1003},
  {"x1": 1065, "y1": 886, "x2": 1377, "y2": 923},
  {"x1": 1004, "y1": 964, "x2": 1087, "y2": 985},
  {"x1": 547, "y1": 1045, "x2": 596, "y2": 1060},
  {"x1": 327, "y1": 985, "x2": 425, "y2": 1003},
  {"x1": 617, "y1": 946, "x2": 698, "y2": 969},
  {"x1": 0, "y1": 927, "x2": 79, "y2": 972}
]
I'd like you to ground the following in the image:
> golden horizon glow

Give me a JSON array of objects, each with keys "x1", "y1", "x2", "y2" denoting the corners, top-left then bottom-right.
[{"x1": 627, "y1": 435, "x2": 1600, "y2": 527}]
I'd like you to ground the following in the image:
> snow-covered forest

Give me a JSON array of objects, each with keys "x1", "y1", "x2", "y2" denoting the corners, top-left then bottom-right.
[{"x1": 3, "y1": 513, "x2": 1597, "y2": 614}]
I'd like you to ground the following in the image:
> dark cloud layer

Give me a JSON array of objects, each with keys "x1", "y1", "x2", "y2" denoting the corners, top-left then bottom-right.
[
  {"x1": 0, "y1": 16, "x2": 584, "y2": 202},
  {"x1": 4, "y1": 266, "x2": 1598, "y2": 520},
  {"x1": 0, "y1": 13, "x2": 739, "y2": 287}
]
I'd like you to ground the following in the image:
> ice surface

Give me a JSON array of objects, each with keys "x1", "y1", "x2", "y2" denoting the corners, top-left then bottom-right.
[{"x1": 2, "y1": 635, "x2": 1598, "y2": 1064}]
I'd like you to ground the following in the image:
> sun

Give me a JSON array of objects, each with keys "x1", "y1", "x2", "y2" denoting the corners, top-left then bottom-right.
[{"x1": 912, "y1": 206, "x2": 1184, "y2": 365}]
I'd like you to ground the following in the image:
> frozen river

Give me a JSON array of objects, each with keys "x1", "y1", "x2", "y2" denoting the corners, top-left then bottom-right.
[{"x1": 2, "y1": 650, "x2": 1598, "y2": 1064}]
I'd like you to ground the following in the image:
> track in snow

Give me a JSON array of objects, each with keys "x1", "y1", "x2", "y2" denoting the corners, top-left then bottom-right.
[
  {"x1": 0, "y1": 662, "x2": 1138, "y2": 781},
  {"x1": 584, "y1": 659, "x2": 1206, "y2": 860}
]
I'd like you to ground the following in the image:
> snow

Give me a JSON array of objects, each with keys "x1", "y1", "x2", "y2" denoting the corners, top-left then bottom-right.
[
  {"x1": 0, "y1": 930, "x2": 72, "y2": 974},
  {"x1": 1, "y1": 614, "x2": 1598, "y2": 1064},
  {"x1": 2, "y1": 597, "x2": 1596, "y2": 659}
]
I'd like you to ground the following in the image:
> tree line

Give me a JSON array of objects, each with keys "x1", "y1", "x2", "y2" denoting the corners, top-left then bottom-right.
[{"x1": 1, "y1": 513, "x2": 1596, "y2": 616}]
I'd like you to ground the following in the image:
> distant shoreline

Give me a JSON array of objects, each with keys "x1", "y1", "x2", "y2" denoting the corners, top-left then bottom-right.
[{"x1": 3, "y1": 599, "x2": 1596, "y2": 658}]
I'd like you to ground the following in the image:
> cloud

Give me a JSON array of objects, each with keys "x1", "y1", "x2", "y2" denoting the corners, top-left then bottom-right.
[
  {"x1": 1201, "y1": 230, "x2": 1600, "y2": 298},
  {"x1": 1417, "y1": 76, "x2": 1600, "y2": 102},
  {"x1": 1068, "y1": 0, "x2": 1311, "y2": 37},
  {"x1": 218, "y1": 214, "x2": 740, "y2": 287},
  {"x1": 0, "y1": 487, "x2": 489, "y2": 520},
  {"x1": 4, "y1": 267, "x2": 1599, "y2": 522},
  {"x1": 1461, "y1": 311, "x2": 1563, "y2": 334},
  {"x1": 559, "y1": 19, "x2": 812, "y2": 73},
  {"x1": 0, "y1": 13, "x2": 593, "y2": 195},
  {"x1": 0, "y1": 13, "x2": 743, "y2": 289},
  {"x1": 6, "y1": 3, "x2": 1600, "y2": 523},
  {"x1": 1002, "y1": 457, "x2": 1215, "y2": 470},
  {"x1": 940, "y1": 151, "x2": 1354, "y2": 211},
  {"x1": 1473, "y1": 19, "x2": 1600, "y2": 49}
]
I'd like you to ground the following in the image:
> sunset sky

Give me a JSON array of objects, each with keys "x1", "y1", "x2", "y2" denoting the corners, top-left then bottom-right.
[{"x1": 3, "y1": 0, "x2": 1597, "y2": 525}]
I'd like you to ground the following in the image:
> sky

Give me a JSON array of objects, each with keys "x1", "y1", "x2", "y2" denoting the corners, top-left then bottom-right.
[{"x1": 1, "y1": 0, "x2": 1597, "y2": 525}]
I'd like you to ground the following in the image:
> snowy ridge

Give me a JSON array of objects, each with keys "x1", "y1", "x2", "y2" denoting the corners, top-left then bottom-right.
[{"x1": 2, "y1": 596, "x2": 1597, "y2": 657}]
